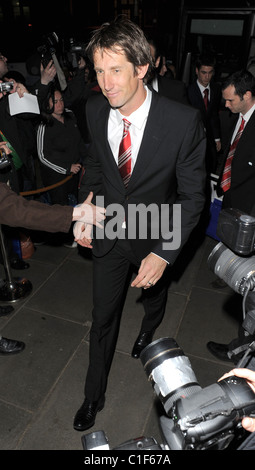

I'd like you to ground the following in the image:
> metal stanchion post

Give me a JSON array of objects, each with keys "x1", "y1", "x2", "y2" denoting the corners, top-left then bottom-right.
[{"x1": 0, "y1": 225, "x2": 32, "y2": 302}]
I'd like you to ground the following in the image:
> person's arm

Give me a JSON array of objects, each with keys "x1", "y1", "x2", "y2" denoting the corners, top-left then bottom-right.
[
  {"x1": 29, "y1": 61, "x2": 57, "y2": 107},
  {"x1": 0, "y1": 184, "x2": 105, "y2": 233},
  {"x1": 131, "y1": 108, "x2": 206, "y2": 289},
  {"x1": 37, "y1": 122, "x2": 70, "y2": 175}
]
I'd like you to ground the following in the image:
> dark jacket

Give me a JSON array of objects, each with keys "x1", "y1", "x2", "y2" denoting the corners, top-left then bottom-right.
[
  {"x1": 79, "y1": 89, "x2": 206, "y2": 265},
  {"x1": 217, "y1": 110, "x2": 255, "y2": 216},
  {"x1": 0, "y1": 182, "x2": 72, "y2": 231}
]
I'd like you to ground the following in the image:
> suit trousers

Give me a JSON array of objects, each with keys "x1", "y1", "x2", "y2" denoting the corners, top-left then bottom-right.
[{"x1": 84, "y1": 236, "x2": 169, "y2": 401}]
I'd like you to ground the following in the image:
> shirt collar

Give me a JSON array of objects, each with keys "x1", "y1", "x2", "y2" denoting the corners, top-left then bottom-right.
[
  {"x1": 113, "y1": 85, "x2": 152, "y2": 130},
  {"x1": 197, "y1": 79, "x2": 210, "y2": 94},
  {"x1": 242, "y1": 103, "x2": 255, "y2": 122}
]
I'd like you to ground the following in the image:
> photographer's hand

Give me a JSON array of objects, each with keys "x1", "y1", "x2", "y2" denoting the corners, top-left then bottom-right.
[
  {"x1": 40, "y1": 60, "x2": 56, "y2": 85},
  {"x1": 6, "y1": 79, "x2": 28, "y2": 97},
  {"x1": 0, "y1": 142, "x2": 11, "y2": 155},
  {"x1": 219, "y1": 368, "x2": 255, "y2": 432}
]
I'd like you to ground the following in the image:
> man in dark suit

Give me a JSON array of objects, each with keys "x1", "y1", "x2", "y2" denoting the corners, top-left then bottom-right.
[
  {"x1": 188, "y1": 55, "x2": 222, "y2": 173},
  {"x1": 147, "y1": 39, "x2": 189, "y2": 105},
  {"x1": 72, "y1": 17, "x2": 206, "y2": 432},
  {"x1": 207, "y1": 70, "x2": 255, "y2": 363}
]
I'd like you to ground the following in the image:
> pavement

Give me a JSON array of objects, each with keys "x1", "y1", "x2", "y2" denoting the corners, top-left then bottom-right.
[{"x1": 0, "y1": 229, "x2": 248, "y2": 452}]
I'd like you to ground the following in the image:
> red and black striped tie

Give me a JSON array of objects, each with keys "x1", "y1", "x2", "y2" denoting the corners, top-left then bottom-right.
[
  {"x1": 118, "y1": 119, "x2": 131, "y2": 188},
  {"x1": 221, "y1": 117, "x2": 245, "y2": 192}
]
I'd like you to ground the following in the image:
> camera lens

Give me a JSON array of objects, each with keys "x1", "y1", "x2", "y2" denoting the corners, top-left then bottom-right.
[
  {"x1": 140, "y1": 337, "x2": 201, "y2": 414},
  {"x1": 208, "y1": 242, "x2": 255, "y2": 295}
]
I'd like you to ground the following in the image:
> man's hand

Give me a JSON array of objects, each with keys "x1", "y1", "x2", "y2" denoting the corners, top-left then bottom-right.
[
  {"x1": 72, "y1": 191, "x2": 106, "y2": 227},
  {"x1": 219, "y1": 368, "x2": 255, "y2": 432},
  {"x1": 40, "y1": 60, "x2": 56, "y2": 85},
  {"x1": 73, "y1": 221, "x2": 93, "y2": 249},
  {"x1": 131, "y1": 253, "x2": 167, "y2": 289}
]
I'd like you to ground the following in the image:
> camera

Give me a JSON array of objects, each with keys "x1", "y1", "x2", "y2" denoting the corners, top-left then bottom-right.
[
  {"x1": 0, "y1": 149, "x2": 12, "y2": 170},
  {"x1": 82, "y1": 337, "x2": 255, "y2": 451},
  {"x1": 216, "y1": 207, "x2": 255, "y2": 256},
  {"x1": 208, "y1": 207, "x2": 255, "y2": 367},
  {"x1": 65, "y1": 37, "x2": 87, "y2": 70},
  {"x1": 141, "y1": 338, "x2": 255, "y2": 450},
  {"x1": 37, "y1": 32, "x2": 59, "y2": 69},
  {"x1": 0, "y1": 81, "x2": 14, "y2": 93}
]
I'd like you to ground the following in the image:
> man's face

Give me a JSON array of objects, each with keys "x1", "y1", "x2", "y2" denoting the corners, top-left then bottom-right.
[
  {"x1": 222, "y1": 84, "x2": 248, "y2": 114},
  {"x1": 94, "y1": 47, "x2": 148, "y2": 116},
  {"x1": 196, "y1": 65, "x2": 214, "y2": 87}
]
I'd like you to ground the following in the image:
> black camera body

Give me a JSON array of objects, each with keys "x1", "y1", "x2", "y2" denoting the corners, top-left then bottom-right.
[
  {"x1": 37, "y1": 32, "x2": 59, "y2": 69},
  {"x1": 0, "y1": 149, "x2": 12, "y2": 170},
  {"x1": 141, "y1": 338, "x2": 255, "y2": 450},
  {"x1": 163, "y1": 375, "x2": 255, "y2": 450},
  {"x1": 217, "y1": 208, "x2": 255, "y2": 256},
  {"x1": 63, "y1": 38, "x2": 87, "y2": 71},
  {"x1": 82, "y1": 337, "x2": 255, "y2": 451}
]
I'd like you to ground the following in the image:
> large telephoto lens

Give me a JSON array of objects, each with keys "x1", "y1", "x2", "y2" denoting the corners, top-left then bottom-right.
[
  {"x1": 140, "y1": 337, "x2": 201, "y2": 415},
  {"x1": 208, "y1": 242, "x2": 255, "y2": 295}
]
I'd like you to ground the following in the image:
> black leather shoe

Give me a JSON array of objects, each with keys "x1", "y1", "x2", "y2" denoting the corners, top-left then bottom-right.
[
  {"x1": 73, "y1": 396, "x2": 105, "y2": 431},
  {"x1": 11, "y1": 258, "x2": 30, "y2": 270},
  {"x1": 0, "y1": 337, "x2": 25, "y2": 355},
  {"x1": 0, "y1": 305, "x2": 14, "y2": 316},
  {"x1": 131, "y1": 331, "x2": 154, "y2": 359},
  {"x1": 207, "y1": 341, "x2": 232, "y2": 362}
]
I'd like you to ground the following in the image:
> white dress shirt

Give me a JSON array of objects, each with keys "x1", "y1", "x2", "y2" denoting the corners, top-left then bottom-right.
[{"x1": 108, "y1": 85, "x2": 152, "y2": 170}]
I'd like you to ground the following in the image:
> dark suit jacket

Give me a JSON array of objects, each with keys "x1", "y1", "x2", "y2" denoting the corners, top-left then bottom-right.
[
  {"x1": 79, "y1": 90, "x2": 206, "y2": 265},
  {"x1": 187, "y1": 80, "x2": 222, "y2": 142},
  {"x1": 0, "y1": 182, "x2": 73, "y2": 232},
  {"x1": 217, "y1": 110, "x2": 255, "y2": 215},
  {"x1": 156, "y1": 75, "x2": 189, "y2": 105}
]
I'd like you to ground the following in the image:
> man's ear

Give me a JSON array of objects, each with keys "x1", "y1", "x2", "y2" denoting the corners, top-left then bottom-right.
[{"x1": 137, "y1": 63, "x2": 149, "y2": 80}]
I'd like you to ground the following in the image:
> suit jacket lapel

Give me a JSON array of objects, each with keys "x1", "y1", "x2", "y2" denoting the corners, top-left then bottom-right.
[
  {"x1": 97, "y1": 104, "x2": 127, "y2": 192},
  {"x1": 127, "y1": 93, "x2": 163, "y2": 192}
]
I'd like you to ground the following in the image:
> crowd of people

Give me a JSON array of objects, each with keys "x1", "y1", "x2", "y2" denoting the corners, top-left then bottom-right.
[{"x1": 0, "y1": 15, "x2": 255, "y2": 449}]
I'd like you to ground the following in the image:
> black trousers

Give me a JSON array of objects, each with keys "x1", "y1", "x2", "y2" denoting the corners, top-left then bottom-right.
[{"x1": 84, "y1": 237, "x2": 169, "y2": 401}]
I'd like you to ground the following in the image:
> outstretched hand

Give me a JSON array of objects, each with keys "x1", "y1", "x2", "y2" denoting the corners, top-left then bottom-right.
[{"x1": 73, "y1": 191, "x2": 106, "y2": 227}]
